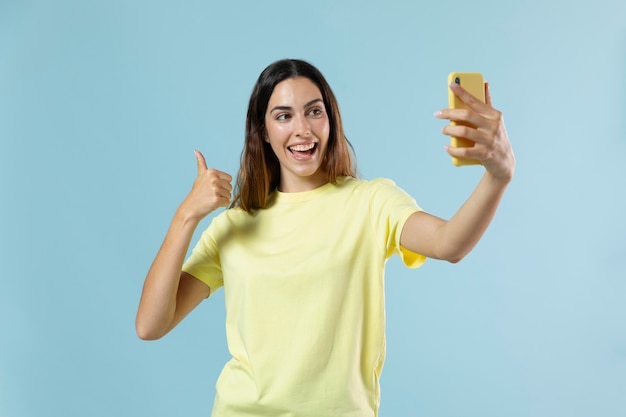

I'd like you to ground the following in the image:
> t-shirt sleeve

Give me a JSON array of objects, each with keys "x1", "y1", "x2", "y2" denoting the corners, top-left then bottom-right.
[
  {"x1": 367, "y1": 178, "x2": 427, "y2": 269},
  {"x1": 182, "y1": 219, "x2": 224, "y2": 296}
]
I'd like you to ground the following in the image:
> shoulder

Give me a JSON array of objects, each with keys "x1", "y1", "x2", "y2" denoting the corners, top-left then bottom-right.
[
  {"x1": 334, "y1": 176, "x2": 397, "y2": 191},
  {"x1": 199, "y1": 207, "x2": 252, "y2": 236},
  {"x1": 336, "y1": 176, "x2": 407, "y2": 198},
  {"x1": 327, "y1": 177, "x2": 418, "y2": 214},
  {"x1": 215, "y1": 206, "x2": 254, "y2": 226}
]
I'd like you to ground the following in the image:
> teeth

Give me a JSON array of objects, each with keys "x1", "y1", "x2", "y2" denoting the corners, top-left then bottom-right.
[{"x1": 289, "y1": 143, "x2": 315, "y2": 152}]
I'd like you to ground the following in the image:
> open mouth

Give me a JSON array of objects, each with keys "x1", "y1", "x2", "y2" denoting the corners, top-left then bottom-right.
[{"x1": 288, "y1": 142, "x2": 317, "y2": 157}]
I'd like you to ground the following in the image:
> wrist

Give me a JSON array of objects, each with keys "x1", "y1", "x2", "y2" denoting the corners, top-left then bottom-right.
[
  {"x1": 173, "y1": 204, "x2": 203, "y2": 228},
  {"x1": 484, "y1": 170, "x2": 513, "y2": 190}
]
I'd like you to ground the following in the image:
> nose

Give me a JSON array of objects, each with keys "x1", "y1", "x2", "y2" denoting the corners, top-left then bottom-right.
[{"x1": 295, "y1": 114, "x2": 311, "y2": 137}]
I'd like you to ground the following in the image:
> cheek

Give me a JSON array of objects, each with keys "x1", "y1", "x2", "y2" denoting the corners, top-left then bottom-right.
[
  {"x1": 263, "y1": 126, "x2": 276, "y2": 144},
  {"x1": 314, "y1": 119, "x2": 330, "y2": 140},
  {"x1": 265, "y1": 128, "x2": 286, "y2": 155},
  {"x1": 265, "y1": 123, "x2": 289, "y2": 143}
]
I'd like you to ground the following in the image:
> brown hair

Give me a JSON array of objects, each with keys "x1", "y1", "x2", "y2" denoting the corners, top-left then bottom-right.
[{"x1": 230, "y1": 59, "x2": 356, "y2": 213}]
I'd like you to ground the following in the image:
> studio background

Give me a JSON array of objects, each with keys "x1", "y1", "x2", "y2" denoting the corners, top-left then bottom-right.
[{"x1": 1, "y1": 1, "x2": 624, "y2": 416}]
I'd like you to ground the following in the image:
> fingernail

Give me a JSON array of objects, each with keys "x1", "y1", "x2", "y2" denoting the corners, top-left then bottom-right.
[{"x1": 434, "y1": 110, "x2": 443, "y2": 117}]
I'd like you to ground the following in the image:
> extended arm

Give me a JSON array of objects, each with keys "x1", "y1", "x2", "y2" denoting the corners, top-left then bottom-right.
[
  {"x1": 135, "y1": 150, "x2": 232, "y2": 340},
  {"x1": 401, "y1": 82, "x2": 515, "y2": 263}
]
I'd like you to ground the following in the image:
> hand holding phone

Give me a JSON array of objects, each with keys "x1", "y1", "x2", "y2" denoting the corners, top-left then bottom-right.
[{"x1": 447, "y1": 72, "x2": 485, "y2": 166}]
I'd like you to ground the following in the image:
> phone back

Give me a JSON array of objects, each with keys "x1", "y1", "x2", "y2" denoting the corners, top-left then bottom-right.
[{"x1": 448, "y1": 72, "x2": 485, "y2": 166}]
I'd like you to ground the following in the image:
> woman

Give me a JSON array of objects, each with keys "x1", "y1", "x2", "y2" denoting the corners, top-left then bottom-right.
[{"x1": 136, "y1": 59, "x2": 515, "y2": 416}]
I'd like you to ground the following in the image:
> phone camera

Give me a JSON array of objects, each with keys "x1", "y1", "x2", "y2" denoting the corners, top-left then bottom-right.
[{"x1": 454, "y1": 77, "x2": 461, "y2": 85}]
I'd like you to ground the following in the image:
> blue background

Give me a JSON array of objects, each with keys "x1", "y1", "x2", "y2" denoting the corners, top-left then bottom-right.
[{"x1": 1, "y1": 1, "x2": 625, "y2": 416}]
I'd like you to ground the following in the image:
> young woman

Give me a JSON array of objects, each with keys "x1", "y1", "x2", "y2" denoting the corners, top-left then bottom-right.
[{"x1": 136, "y1": 59, "x2": 515, "y2": 416}]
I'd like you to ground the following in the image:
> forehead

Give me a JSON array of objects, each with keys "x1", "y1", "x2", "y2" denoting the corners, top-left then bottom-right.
[{"x1": 268, "y1": 77, "x2": 323, "y2": 106}]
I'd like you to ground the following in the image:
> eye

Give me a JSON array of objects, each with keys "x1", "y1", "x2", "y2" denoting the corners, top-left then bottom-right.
[
  {"x1": 275, "y1": 113, "x2": 291, "y2": 121},
  {"x1": 307, "y1": 107, "x2": 324, "y2": 117}
]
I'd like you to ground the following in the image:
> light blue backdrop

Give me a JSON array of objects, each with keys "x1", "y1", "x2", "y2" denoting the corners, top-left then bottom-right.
[{"x1": 1, "y1": 1, "x2": 624, "y2": 416}]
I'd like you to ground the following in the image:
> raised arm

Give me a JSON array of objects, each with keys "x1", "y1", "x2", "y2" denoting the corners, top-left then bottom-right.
[
  {"x1": 401, "y1": 82, "x2": 515, "y2": 263},
  {"x1": 135, "y1": 150, "x2": 232, "y2": 340}
]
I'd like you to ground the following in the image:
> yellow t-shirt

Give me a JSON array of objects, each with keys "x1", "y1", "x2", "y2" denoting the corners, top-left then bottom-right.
[{"x1": 183, "y1": 177, "x2": 426, "y2": 417}]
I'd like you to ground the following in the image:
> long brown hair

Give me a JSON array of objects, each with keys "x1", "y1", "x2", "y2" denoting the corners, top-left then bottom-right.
[{"x1": 231, "y1": 59, "x2": 356, "y2": 213}]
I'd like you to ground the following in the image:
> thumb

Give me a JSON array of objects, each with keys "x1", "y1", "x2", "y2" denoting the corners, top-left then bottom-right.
[{"x1": 194, "y1": 149, "x2": 208, "y2": 174}]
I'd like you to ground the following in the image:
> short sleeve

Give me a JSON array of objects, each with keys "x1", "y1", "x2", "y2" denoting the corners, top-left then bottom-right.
[
  {"x1": 182, "y1": 219, "x2": 225, "y2": 295},
  {"x1": 367, "y1": 178, "x2": 427, "y2": 269}
]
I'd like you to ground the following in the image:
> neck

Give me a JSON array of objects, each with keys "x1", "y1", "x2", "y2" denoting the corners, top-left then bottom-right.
[{"x1": 278, "y1": 173, "x2": 328, "y2": 193}]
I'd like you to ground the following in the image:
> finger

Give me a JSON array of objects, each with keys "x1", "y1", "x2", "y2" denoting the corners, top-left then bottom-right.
[
  {"x1": 205, "y1": 168, "x2": 233, "y2": 184},
  {"x1": 449, "y1": 82, "x2": 498, "y2": 119},
  {"x1": 218, "y1": 188, "x2": 232, "y2": 202},
  {"x1": 449, "y1": 82, "x2": 485, "y2": 106},
  {"x1": 216, "y1": 171, "x2": 233, "y2": 183},
  {"x1": 194, "y1": 149, "x2": 208, "y2": 174},
  {"x1": 438, "y1": 108, "x2": 484, "y2": 128},
  {"x1": 203, "y1": 170, "x2": 233, "y2": 193},
  {"x1": 484, "y1": 82, "x2": 493, "y2": 107},
  {"x1": 442, "y1": 124, "x2": 493, "y2": 145},
  {"x1": 214, "y1": 184, "x2": 232, "y2": 206},
  {"x1": 444, "y1": 144, "x2": 484, "y2": 162},
  {"x1": 214, "y1": 177, "x2": 234, "y2": 193},
  {"x1": 444, "y1": 144, "x2": 471, "y2": 159}
]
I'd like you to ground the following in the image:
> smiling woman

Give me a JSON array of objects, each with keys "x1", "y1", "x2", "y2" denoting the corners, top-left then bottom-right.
[
  {"x1": 135, "y1": 58, "x2": 515, "y2": 417},
  {"x1": 232, "y1": 59, "x2": 356, "y2": 212},
  {"x1": 262, "y1": 78, "x2": 331, "y2": 192}
]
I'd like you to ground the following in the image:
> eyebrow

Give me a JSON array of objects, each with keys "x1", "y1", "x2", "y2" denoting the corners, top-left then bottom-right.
[{"x1": 269, "y1": 98, "x2": 323, "y2": 113}]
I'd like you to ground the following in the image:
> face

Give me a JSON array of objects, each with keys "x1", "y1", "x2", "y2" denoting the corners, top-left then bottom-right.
[{"x1": 264, "y1": 77, "x2": 330, "y2": 193}]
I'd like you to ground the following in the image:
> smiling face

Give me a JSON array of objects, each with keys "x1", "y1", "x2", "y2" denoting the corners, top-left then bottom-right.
[{"x1": 264, "y1": 77, "x2": 330, "y2": 193}]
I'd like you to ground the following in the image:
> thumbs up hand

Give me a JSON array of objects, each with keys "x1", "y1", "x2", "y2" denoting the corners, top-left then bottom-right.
[{"x1": 178, "y1": 150, "x2": 233, "y2": 222}]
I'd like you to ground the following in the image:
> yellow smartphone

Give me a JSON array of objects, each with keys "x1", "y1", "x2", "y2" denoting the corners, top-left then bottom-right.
[{"x1": 448, "y1": 72, "x2": 485, "y2": 166}]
